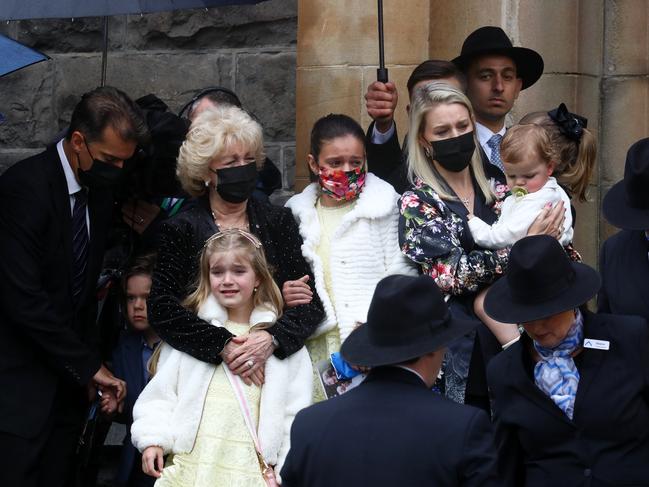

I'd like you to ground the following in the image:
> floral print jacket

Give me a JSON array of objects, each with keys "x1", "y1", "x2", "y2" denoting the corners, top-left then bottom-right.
[{"x1": 399, "y1": 178, "x2": 510, "y2": 296}]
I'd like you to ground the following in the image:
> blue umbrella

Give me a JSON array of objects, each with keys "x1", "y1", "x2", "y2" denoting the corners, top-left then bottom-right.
[
  {"x1": 0, "y1": 0, "x2": 266, "y2": 20},
  {"x1": 0, "y1": 33, "x2": 49, "y2": 77}
]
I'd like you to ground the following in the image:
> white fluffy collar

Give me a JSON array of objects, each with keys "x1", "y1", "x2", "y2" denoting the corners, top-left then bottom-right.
[{"x1": 197, "y1": 294, "x2": 278, "y2": 329}]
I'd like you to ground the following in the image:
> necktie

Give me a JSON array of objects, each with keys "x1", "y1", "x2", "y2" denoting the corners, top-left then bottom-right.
[
  {"x1": 71, "y1": 189, "x2": 89, "y2": 304},
  {"x1": 487, "y1": 134, "x2": 504, "y2": 171}
]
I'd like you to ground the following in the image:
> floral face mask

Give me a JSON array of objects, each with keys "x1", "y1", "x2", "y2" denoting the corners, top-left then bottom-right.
[{"x1": 318, "y1": 165, "x2": 367, "y2": 201}]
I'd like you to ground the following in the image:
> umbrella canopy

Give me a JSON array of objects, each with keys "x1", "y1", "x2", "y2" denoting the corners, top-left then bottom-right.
[
  {"x1": 0, "y1": 33, "x2": 49, "y2": 77},
  {"x1": 0, "y1": 0, "x2": 266, "y2": 20}
]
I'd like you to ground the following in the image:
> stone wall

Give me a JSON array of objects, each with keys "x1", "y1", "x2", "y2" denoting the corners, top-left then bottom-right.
[
  {"x1": 0, "y1": 0, "x2": 298, "y2": 190},
  {"x1": 295, "y1": 0, "x2": 649, "y2": 269}
]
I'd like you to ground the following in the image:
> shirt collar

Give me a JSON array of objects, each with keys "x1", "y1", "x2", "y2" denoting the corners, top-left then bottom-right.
[
  {"x1": 56, "y1": 139, "x2": 82, "y2": 196},
  {"x1": 475, "y1": 121, "x2": 506, "y2": 147}
]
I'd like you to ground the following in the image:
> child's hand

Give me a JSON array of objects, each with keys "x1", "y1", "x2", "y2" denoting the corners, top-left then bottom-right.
[
  {"x1": 282, "y1": 275, "x2": 313, "y2": 307},
  {"x1": 142, "y1": 446, "x2": 164, "y2": 478},
  {"x1": 98, "y1": 388, "x2": 122, "y2": 416}
]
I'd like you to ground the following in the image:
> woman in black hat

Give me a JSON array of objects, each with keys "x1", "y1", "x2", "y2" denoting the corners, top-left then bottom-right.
[
  {"x1": 398, "y1": 82, "x2": 563, "y2": 409},
  {"x1": 485, "y1": 235, "x2": 649, "y2": 487},
  {"x1": 598, "y1": 137, "x2": 649, "y2": 322}
]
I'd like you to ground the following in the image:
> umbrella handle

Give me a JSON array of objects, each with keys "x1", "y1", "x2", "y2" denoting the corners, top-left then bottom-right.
[{"x1": 376, "y1": 0, "x2": 388, "y2": 82}]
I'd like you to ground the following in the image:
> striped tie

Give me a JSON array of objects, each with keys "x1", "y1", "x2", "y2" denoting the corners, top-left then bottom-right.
[
  {"x1": 71, "y1": 189, "x2": 89, "y2": 304},
  {"x1": 487, "y1": 134, "x2": 504, "y2": 171}
]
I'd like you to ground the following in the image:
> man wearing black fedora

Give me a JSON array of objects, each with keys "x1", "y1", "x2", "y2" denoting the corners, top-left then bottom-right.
[
  {"x1": 598, "y1": 137, "x2": 649, "y2": 322},
  {"x1": 280, "y1": 274, "x2": 500, "y2": 487},
  {"x1": 484, "y1": 235, "x2": 649, "y2": 486},
  {"x1": 452, "y1": 26, "x2": 544, "y2": 172}
]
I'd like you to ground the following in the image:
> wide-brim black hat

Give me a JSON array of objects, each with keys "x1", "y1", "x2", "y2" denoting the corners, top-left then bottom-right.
[
  {"x1": 452, "y1": 26, "x2": 544, "y2": 90},
  {"x1": 484, "y1": 235, "x2": 601, "y2": 323},
  {"x1": 602, "y1": 137, "x2": 649, "y2": 230},
  {"x1": 341, "y1": 275, "x2": 477, "y2": 367}
]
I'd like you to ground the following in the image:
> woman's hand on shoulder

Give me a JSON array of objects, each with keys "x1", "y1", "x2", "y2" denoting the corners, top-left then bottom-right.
[
  {"x1": 527, "y1": 201, "x2": 565, "y2": 240},
  {"x1": 142, "y1": 446, "x2": 164, "y2": 478}
]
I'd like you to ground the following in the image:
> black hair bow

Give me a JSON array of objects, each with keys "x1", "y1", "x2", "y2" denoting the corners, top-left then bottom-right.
[{"x1": 548, "y1": 103, "x2": 588, "y2": 142}]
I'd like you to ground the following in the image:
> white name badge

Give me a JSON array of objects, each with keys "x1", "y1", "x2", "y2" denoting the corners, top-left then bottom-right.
[{"x1": 583, "y1": 338, "x2": 610, "y2": 350}]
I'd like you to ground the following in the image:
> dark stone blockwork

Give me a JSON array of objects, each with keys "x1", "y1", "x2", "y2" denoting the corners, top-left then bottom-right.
[{"x1": 0, "y1": 0, "x2": 297, "y2": 189}]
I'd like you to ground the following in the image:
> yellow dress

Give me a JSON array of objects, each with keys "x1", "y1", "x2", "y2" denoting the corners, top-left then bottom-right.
[
  {"x1": 155, "y1": 320, "x2": 266, "y2": 487},
  {"x1": 305, "y1": 198, "x2": 355, "y2": 402}
]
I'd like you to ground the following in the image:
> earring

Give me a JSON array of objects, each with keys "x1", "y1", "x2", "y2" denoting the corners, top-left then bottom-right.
[
  {"x1": 204, "y1": 180, "x2": 210, "y2": 188},
  {"x1": 424, "y1": 147, "x2": 431, "y2": 158},
  {"x1": 253, "y1": 287, "x2": 258, "y2": 294}
]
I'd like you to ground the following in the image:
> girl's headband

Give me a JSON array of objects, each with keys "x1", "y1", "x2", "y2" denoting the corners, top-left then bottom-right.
[{"x1": 204, "y1": 228, "x2": 262, "y2": 249}]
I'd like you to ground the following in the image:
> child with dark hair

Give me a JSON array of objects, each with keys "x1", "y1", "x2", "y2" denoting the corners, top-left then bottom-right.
[{"x1": 111, "y1": 253, "x2": 159, "y2": 487}]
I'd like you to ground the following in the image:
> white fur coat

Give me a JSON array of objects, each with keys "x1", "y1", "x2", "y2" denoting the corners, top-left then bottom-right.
[
  {"x1": 130, "y1": 295, "x2": 312, "y2": 477},
  {"x1": 285, "y1": 173, "x2": 417, "y2": 341}
]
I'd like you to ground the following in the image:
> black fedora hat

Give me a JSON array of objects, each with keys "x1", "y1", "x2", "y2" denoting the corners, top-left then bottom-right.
[
  {"x1": 602, "y1": 138, "x2": 649, "y2": 230},
  {"x1": 452, "y1": 26, "x2": 544, "y2": 90},
  {"x1": 484, "y1": 236, "x2": 601, "y2": 323},
  {"x1": 341, "y1": 275, "x2": 477, "y2": 367}
]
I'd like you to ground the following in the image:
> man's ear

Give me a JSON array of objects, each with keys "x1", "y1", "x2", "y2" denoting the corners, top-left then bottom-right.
[
  {"x1": 307, "y1": 154, "x2": 319, "y2": 175},
  {"x1": 69, "y1": 131, "x2": 85, "y2": 154},
  {"x1": 513, "y1": 77, "x2": 523, "y2": 100}
]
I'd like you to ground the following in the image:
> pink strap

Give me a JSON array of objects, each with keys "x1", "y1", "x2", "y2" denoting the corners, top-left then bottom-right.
[{"x1": 222, "y1": 365, "x2": 264, "y2": 454}]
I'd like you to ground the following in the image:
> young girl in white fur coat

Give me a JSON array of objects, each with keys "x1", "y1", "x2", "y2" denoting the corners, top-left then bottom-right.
[
  {"x1": 285, "y1": 114, "x2": 416, "y2": 401},
  {"x1": 131, "y1": 229, "x2": 312, "y2": 486}
]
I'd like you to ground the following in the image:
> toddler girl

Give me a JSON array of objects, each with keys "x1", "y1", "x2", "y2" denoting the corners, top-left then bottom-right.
[
  {"x1": 469, "y1": 119, "x2": 594, "y2": 348},
  {"x1": 468, "y1": 123, "x2": 573, "y2": 247},
  {"x1": 131, "y1": 229, "x2": 312, "y2": 486}
]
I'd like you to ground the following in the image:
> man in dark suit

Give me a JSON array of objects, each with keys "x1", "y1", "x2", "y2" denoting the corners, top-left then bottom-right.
[
  {"x1": 598, "y1": 137, "x2": 649, "y2": 322},
  {"x1": 0, "y1": 86, "x2": 148, "y2": 487},
  {"x1": 365, "y1": 26, "x2": 544, "y2": 188},
  {"x1": 280, "y1": 274, "x2": 500, "y2": 487}
]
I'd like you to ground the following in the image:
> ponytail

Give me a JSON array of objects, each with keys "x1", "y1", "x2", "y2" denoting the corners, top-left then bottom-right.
[{"x1": 558, "y1": 127, "x2": 596, "y2": 202}]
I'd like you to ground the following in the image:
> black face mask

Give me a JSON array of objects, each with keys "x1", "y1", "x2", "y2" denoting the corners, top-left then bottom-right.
[
  {"x1": 429, "y1": 131, "x2": 476, "y2": 172},
  {"x1": 77, "y1": 139, "x2": 124, "y2": 189},
  {"x1": 212, "y1": 162, "x2": 258, "y2": 203}
]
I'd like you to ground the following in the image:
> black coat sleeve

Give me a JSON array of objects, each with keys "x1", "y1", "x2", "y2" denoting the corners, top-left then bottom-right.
[
  {"x1": 597, "y1": 239, "x2": 611, "y2": 313},
  {"x1": 263, "y1": 207, "x2": 324, "y2": 358},
  {"x1": 366, "y1": 121, "x2": 404, "y2": 182},
  {"x1": 148, "y1": 219, "x2": 234, "y2": 364},
  {"x1": 0, "y1": 173, "x2": 101, "y2": 385},
  {"x1": 459, "y1": 409, "x2": 502, "y2": 487}
]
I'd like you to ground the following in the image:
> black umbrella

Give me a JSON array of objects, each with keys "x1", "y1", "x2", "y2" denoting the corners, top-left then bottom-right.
[
  {"x1": 376, "y1": 0, "x2": 388, "y2": 83},
  {"x1": 0, "y1": 0, "x2": 265, "y2": 20},
  {"x1": 0, "y1": 0, "x2": 268, "y2": 86}
]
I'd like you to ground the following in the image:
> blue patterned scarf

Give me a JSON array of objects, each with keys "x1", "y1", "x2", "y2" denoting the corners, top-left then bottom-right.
[{"x1": 532, "y1": 310, "x2": 584, "y2": 420}]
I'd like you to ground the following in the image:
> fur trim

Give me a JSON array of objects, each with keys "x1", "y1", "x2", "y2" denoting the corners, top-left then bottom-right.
[{"x1": 197, "y1": 294, "x2": 278, "y2": 328}]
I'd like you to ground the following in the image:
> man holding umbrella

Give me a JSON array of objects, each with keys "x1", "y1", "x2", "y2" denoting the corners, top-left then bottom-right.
[
  {"x1": 0, "y1": 86, "x2": 147, "y2": 487},
  {"x1": 365, "y1": 26, "x2": 544, "y2": 179},
  {"x1": 280, "y1": 274, "x2": 500, "y2": 487}
]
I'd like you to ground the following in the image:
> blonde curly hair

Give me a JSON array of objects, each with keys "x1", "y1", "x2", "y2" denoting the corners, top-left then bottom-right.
[{"x1": 176, "y1": 105, "x2": 265, "y2": 197}]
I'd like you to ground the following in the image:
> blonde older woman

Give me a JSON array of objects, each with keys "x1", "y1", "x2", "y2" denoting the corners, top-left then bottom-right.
[
  {"x1": 148, "y1": 105, "x2": 323, "y2": 385},
  {"x1": 398, "y1": 83, "x2": 562, "y2": 410}
]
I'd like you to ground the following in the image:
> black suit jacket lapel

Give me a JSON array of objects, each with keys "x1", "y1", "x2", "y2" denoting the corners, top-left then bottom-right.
[
  {"x1": 573, "y1": 312, "x2": 608, "y2": 419},
  {"x1": 46, "y1": 146, "x2": 74, "y2": 297},
  {"x1": 509, "y1": 338, "x2": 575, "y2": 428}
]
